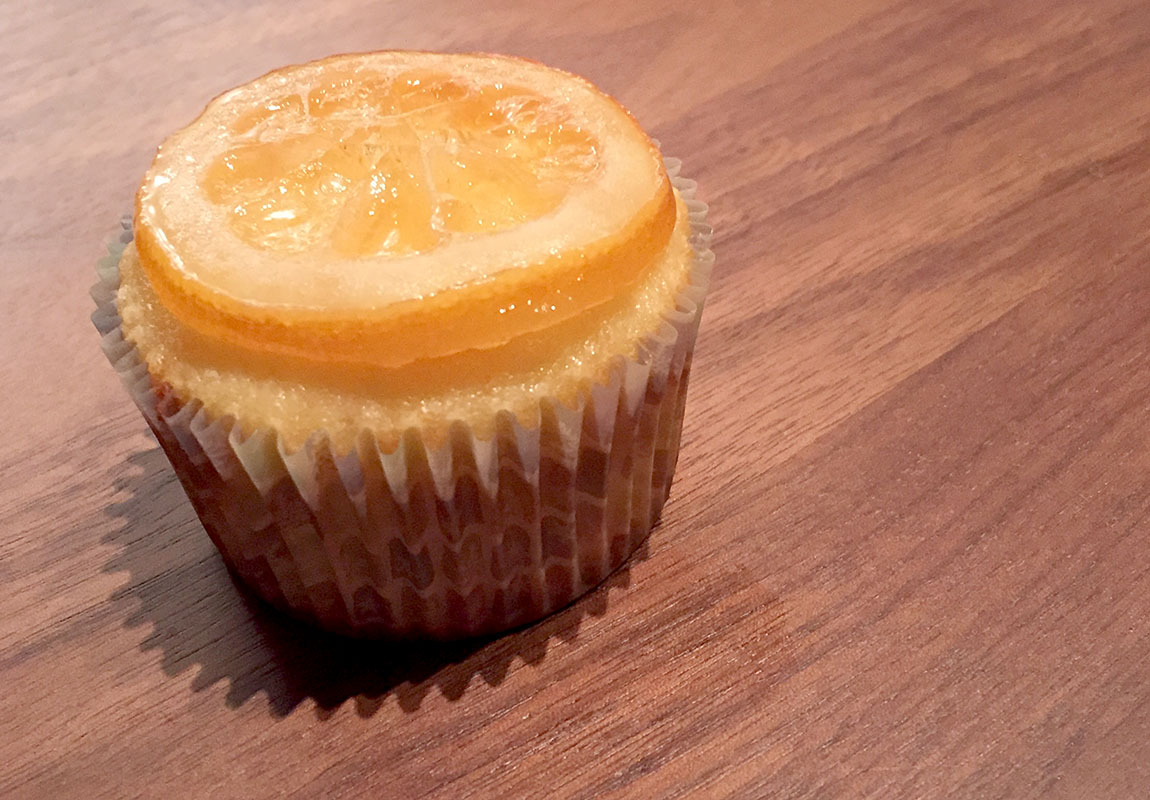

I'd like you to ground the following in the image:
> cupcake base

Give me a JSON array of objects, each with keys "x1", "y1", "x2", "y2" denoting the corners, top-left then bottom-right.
[{"x1": 93, "y1": 165, "x2": 713, "y2": 639}]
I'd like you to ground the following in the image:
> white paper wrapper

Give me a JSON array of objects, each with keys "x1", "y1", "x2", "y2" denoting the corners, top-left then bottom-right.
[{"x1": 93, "y1": 165, "x2": 713, "y2": 639}]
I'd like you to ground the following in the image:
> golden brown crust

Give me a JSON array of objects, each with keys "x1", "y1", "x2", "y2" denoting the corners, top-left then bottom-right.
[{"x1": 119, "y1": 194, "x2": 695, "y2": 451}]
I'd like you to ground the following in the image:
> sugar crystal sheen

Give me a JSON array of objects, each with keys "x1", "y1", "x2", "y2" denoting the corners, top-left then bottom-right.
[{"x1": 200, "y1": 72, "x2": 601, "y2": 257}]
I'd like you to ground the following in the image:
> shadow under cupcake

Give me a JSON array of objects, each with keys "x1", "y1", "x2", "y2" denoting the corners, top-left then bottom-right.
[{"x1": 103, "y1": 445, "x2": 650, "y2": 717}]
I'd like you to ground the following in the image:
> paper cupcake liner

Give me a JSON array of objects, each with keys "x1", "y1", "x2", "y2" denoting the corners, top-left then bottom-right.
[{"x1": 93, "y1": 164, "x2": 714, "y2": 639}]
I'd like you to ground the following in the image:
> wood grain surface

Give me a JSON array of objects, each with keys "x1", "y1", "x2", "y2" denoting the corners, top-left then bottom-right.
[{"x1": 2, "y1": 0, "x2": 1149, "y2": 797}]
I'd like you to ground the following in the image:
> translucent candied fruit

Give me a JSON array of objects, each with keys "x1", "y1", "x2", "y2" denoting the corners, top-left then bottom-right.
[{"x1": 200, "y1": 70, "x2": 601, "y2": 257}]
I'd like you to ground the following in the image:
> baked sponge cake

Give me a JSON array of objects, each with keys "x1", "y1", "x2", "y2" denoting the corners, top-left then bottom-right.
[{"x1": 93, "y1": 51, "x2": 713, "y2": 638}]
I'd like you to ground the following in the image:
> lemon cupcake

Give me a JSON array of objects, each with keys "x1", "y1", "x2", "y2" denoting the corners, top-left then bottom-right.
[{"x1": 93, "y1": 52, "x2": 713, "y2": 638}]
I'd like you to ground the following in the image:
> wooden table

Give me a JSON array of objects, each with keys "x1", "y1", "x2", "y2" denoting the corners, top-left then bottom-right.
[{"x1": 3, "y1": 0, "x2": 1149, "y2": 796}]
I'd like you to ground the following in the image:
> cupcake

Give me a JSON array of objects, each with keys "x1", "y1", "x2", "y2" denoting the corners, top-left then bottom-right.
[{"x1": 93, "y1": 51, "x2": 713, "y2": 638}]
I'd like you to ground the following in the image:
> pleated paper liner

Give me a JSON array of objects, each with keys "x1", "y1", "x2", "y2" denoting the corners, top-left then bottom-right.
[{"x1": 93, "y1": 164, "x2": 714, "y2": 639}]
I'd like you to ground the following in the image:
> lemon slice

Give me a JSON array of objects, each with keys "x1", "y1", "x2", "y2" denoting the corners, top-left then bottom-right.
[{"x1": 135, "y1": 51, "x2": 676, "y2": 367}]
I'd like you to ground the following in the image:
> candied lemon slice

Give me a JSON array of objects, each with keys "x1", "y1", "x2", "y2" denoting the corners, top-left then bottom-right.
[{"x1": 135, "y1": 52, "x2": 676, "y2": 367}]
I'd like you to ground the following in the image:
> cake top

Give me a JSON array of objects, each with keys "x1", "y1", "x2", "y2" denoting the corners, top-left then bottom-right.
[{"x1": 134, "y1": 51, "x2": 675, "y2": 367}]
